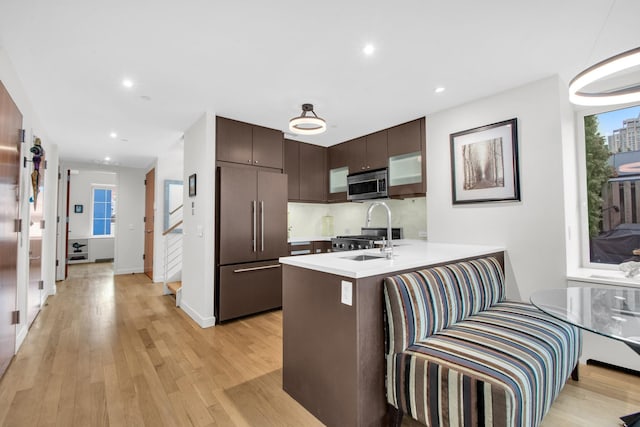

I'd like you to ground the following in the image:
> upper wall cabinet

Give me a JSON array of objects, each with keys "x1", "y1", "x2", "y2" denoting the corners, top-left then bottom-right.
[
  {"x1": 344, "y1": 131, "x2": 388, "y2": 173},
  {"x1": 216, "y1": 116, "x2": 283, "y2": 169},
  {"x1": 284, "y1": 139, "x2": 327, "y2": 203},
  {"x1": 387, "y1": 118, "x2": 426, "y2": 197}
]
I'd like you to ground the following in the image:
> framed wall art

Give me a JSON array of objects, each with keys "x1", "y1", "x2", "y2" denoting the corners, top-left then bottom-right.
[{"x1": 450, "y1": 118, "x2": 520, "y2": 204}]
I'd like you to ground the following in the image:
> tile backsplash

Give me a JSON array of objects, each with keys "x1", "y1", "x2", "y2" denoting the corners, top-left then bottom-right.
[{"x1": 288, "y1": 197, "x2": 427, "y2": 239}]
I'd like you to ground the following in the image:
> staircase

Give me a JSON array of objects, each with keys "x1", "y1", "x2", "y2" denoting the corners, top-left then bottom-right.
[{"x1": 163, "y1": 204, "x2": 183, "y2": 306}]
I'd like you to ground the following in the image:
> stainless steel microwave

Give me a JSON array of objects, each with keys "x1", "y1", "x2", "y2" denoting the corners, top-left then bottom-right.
[{"x1": 347, "y1": 168, "x2": 388, "y2": 201}]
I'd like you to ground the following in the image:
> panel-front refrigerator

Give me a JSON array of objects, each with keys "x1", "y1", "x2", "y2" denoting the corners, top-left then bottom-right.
[{"x1": 216, "y1": 166, "x2": 288, "y2": 322}]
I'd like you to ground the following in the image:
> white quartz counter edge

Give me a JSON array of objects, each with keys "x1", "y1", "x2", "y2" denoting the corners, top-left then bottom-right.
[
  {"x1": 279, "y1": 240, "x2": 505, "y2": 279},
  {"x1": 567, "y1": 268, "x2": 640, "y2": 289}
]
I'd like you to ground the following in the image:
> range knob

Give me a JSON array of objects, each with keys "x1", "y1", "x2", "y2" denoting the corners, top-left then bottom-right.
[
  {"x1": 364, "y1": 244, "x2": 370, "y2": 249},
  {"x1": 349, "y1": 243, "x2": 355, "y2": 250},
  {"x1": 357, "y1": 244, "x2": 362, "y2": 249}
]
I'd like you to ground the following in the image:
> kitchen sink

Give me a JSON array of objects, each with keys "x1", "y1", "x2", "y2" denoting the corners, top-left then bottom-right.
[{"x1": 342, "y1": 254, "x2": 387, "y2": 261}]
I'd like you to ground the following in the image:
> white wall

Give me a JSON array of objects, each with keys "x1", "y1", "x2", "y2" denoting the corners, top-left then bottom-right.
[
  {"x1": 181, "y1": 112, "x2": 216, "y2": 327},
  {"x1": 426, "y1": 76, "x2": 571, "y2": 300},
  {"x1": 1, "y1": 47, "x2": 58, "y2": 351},
  {"x1": 152, "y1": 142, "x2": 184, "y2": 283},
  {"x1": 288, "y1": 197, "x2": 428, "y2": 239},
  {"x1": 68, "y1": 170, "x2": 117, "y2": 239}
]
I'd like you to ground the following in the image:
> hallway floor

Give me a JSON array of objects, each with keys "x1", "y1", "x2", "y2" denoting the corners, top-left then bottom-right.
[{"x1": 0, "y1": 263, "x2": 638, "y2": 426}]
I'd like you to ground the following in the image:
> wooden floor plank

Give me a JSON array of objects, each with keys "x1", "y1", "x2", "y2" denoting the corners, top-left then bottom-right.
[{"x1": 1, "y1": 262, "x2": 639, "y2": 427}]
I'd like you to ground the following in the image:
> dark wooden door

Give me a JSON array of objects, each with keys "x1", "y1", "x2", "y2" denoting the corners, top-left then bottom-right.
[
  {"x1": 257, "y1": 170, "x2": 288, "y2": 261},
  {"x1": 218, "y1": 167, "x2": 258, "y2": 265},
  {"x1": 216, "y1": 117, "x2": 253, "y2": 165},
  {"x1": 365, "y1": 130, "x2": 388, "y2": 170},
  {"x1": 252, "y1": 126, "x2": 283, "y2": 169},
  {"x1": 299, "y1": 143, "x2": 326, "y2": 202},
  {"x1": 284, "y1": 139, "x2": 300, "y2": 201},
  {"x1": 144, "y1": 168, "x2": 155, "y2": 280},
  {"x1": 0, "y1": 81, "x2": 21, "y2": 377}
]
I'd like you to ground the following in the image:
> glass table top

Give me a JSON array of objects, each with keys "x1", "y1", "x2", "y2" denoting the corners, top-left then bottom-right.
[{"x1": 530, "y1": 287, "x2": 640, "y2": 351}]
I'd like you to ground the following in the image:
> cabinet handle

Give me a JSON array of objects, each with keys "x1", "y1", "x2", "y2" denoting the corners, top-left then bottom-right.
[
  {"x1": 254, "y1": 160, "x2": 258, "y2": 164},
  {"x1": 260, "y1": 200, "x2": 265, "y2": 252},
  {"x1": 233, "y1": 264, "x2": 281, "y2": 273},
  {"x1": 252, "y1": 200, "x2": 257, "y2": 252}
]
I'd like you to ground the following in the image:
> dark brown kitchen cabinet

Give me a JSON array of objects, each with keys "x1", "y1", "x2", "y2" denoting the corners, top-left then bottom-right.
[
  {"x1": 284, "y1": 139, "x2": 300, "y2": 200},
  {"x1": 299, "y1": 143, "x2": 326, "y2": 202},
  {"x1": 216, "y1": 116, "x2": 283, "y2": 169},
  {"x1": 346, "y1": 132, "x2": 388, "y2": 172},
  {"x1": 327, "y1": 143, "x2": 350, "y2": 202},
  {"x1": 218, "y1": 166, "x2": 288, "y2": 265},
  {"x1": 387, "y1": 118, "x2": 426, "y2": 197},
  {"x1": 284, "y1": 139, "x2": 327, "y2": 203},
  {"x1": 218, "y1": 260, "x2": 282, "y2": 322},
  {"x1": 387, "y1": 118, "x2": 423, "y2": 157}
]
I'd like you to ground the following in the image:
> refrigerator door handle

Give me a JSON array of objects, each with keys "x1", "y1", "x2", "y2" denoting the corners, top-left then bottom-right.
[
  {"x1": 260, "y1": 200, "x2": 265, "y2": 252},
  {"x1": 252, "y1": 200, "x2": 257, "y2": 252},
  {"x1": 233, "y1": 264, "x2": 281, "y2": 273}
]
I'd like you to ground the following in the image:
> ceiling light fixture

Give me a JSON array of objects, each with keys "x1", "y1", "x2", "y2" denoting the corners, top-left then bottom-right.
[
  {"x1": 122, "y1": 78, "x2": 134, "y2": 88},
  {"x1": 569, "y1": 46, "x2": 640, "y2": 106},
  {"x1": 109, "y1": 132, "x2": 117, "y2": 138},
  {"x1": 289, "y1": 103, "x2": 326, "y2": 135},
  {"x1": 363, "y1": 44, "x2": 375, "y2": 56},
  {"x1": 435, "y1": 87, "x2": 446, "y2": 94}
]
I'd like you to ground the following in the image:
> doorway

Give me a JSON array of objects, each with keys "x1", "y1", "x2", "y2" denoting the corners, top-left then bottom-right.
[{"x1": 144, "y1": 168, "x2": 155, "y2": 280}]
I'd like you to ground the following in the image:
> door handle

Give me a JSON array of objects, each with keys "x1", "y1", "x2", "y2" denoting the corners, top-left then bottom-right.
[
  {"x1": 233, "y1": 264, "x2": 281, "y2": 273},
  {"x1": 260, "y1": 200, "x2": 264, "y2": 252},
  {"x1": 252, "y1": 200, "x2": 257, "y2": 253}
]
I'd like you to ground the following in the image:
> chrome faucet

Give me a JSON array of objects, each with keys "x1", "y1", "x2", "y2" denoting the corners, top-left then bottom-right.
[{"x1": 365, "y1": 201, "x2": 393, "y2": 259}]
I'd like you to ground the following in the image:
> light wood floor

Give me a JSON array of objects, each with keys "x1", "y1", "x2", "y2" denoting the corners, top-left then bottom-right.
[{"x1": 0, "y1": 263, "x2": 638, "y2": 426}]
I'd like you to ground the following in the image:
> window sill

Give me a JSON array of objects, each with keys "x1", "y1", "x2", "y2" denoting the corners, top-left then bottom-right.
[{"x1": 568, "y1": 268, "x2": 640, "y2": 289}]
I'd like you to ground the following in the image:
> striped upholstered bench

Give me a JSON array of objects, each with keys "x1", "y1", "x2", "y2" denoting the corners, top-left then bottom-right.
[{"x1": 384, "y1": 257, "x2": 581, "y2": 427}]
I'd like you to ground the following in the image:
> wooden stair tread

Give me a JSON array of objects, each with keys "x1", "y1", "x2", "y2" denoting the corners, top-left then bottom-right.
[{"x1": 167, "y1": 281, "x2": 182, "y2": 294}]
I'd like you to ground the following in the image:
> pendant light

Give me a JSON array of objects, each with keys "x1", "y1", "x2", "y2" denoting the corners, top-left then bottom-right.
[
  {"x1": 289, "y1": 103, "x2": 326, "y2": 135},
  {"x1": 569, "y1": 46, "x2": 640, "y2": 106}
]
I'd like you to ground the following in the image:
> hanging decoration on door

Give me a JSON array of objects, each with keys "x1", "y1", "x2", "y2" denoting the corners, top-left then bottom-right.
[{"x1": 29, "y1": 137, "x2": 45, "y2": 208}]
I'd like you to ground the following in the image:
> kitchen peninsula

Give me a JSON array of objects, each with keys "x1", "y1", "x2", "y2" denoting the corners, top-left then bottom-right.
[{"x1": 279, "y1": 240, "x2": 504, "y2": 427}]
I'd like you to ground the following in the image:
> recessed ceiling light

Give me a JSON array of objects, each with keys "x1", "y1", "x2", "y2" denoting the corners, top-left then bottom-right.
[
  {"x1": 105, "y1": 156, "x2": 111, "y2": 161},
  {"x1": 363, "y1": 44, "x2": 375, "y2": 56},
  {"x1": 122, "y1": 78, "x2": 134, "y2": 88},
  {"x1": 109, "y1": 132, "x2": 117, "y2": 138},
  {"x1": 435, "y1": 87, "x2": 446, "y2": 94}
]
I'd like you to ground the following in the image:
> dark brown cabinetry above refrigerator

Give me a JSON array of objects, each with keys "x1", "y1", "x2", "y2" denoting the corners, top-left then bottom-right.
[
  {"x1": 216, "y1": 116, "x2": 283, "y2": 169},
  {"x1": 216, "y1": 166, "x2": 288, "y2": 322}
]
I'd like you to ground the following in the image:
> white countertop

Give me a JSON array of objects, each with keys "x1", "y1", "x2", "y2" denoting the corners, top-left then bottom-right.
[{"x1": 279, "y1": 240, "x2": 504, "y2": 279}]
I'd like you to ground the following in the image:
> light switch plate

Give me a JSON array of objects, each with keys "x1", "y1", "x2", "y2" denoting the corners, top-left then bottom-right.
[{"x1": 341, "y1": 280, "x2": 352, "y2": 306}]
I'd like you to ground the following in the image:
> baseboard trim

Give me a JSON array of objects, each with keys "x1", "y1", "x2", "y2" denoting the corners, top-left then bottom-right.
[
  {"x1": 15, "y1": 325, "x2": 28, "y2": 352},
  {"x1": 180, "y1": 300, "x2": 216, "y2": 328},
  {"x1": 586, "y1": 358, "x2": 640, "y2": 377},
  {"x1": 114, "y1": 267, "x2": 144, "y2": 275}
]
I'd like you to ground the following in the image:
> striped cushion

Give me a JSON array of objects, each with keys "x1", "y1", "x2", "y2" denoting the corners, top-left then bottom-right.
[
  {"x1": 387, "y1": 302, "x2": 581, "y2": 427},
  {"x1": 383, "y1": 257, "x2": 582, "y2": 427},
  {"x1": 384, "y1": 257, "x2": 504, "y2": 352}
]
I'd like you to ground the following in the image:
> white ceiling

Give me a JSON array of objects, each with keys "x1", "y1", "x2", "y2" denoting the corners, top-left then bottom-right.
[{"x1": 0, "y1": 0, "x2": 639, "y2": 168}]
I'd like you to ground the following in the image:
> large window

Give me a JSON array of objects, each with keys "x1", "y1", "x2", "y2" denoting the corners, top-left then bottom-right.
[
  {"x1": 92, "y1": 186, "x2": 116, "y2": 236},
  {"x1": 583, "y1": 104, "x2": 640, "y2": 265}
]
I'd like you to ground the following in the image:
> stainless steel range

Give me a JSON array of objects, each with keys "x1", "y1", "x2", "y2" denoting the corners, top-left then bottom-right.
[{"x1": 331, "y1": 227, "x2": 403, "y2": 251}]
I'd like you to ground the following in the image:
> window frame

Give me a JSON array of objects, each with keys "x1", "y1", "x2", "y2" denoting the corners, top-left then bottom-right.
[
  {"x1": 576, "y1": 102, "x2": 640, "y2": 270},
  {"x1": 91, "y1": 184, "x2": 116, "y2": 238}
]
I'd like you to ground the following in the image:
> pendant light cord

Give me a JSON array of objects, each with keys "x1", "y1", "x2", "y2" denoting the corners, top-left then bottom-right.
[{"x1": 585, "y1": 0, "x2": 616, "y2": 66}]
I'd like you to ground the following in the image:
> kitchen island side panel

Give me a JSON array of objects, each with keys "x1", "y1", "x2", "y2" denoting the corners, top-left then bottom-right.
[{"x1": 282, "y1": 265, "x2": 359, "y2": 427}]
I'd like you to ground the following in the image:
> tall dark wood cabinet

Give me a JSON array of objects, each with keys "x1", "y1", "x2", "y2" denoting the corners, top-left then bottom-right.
[
  {"x1": 216, "y1": 166, "x2": 287, "y2": 322},
  {"x1": 284, "y1": 139, "x2": 300, "y2": 200},
  {"x1": 284, "y1": 139, "x2": 327, "y2": 203}
]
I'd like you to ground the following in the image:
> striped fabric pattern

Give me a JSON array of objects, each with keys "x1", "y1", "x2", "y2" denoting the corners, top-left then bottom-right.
[{"x1": 384, "y1": 258, "x2": 581, "y2": 427}]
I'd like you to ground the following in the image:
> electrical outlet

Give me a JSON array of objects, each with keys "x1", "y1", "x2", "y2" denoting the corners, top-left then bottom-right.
[
  {"x1": 418, "y1": 231, "x2": 428, "y2": 238},
  {"x1": 341, "y1": 280, "x2": 353, "y2": 306}
]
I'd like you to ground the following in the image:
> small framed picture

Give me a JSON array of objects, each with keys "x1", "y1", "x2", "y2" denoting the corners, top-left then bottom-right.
[
  {"x1": 450, "y1": 118, "x2": 520, "y2": 204},
  {"x1": 74, "y1": 204, "x2": 83, "y2": 213},
  {"x1": 188, "y1": 173, "x2": 197, "y2": 197}
]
